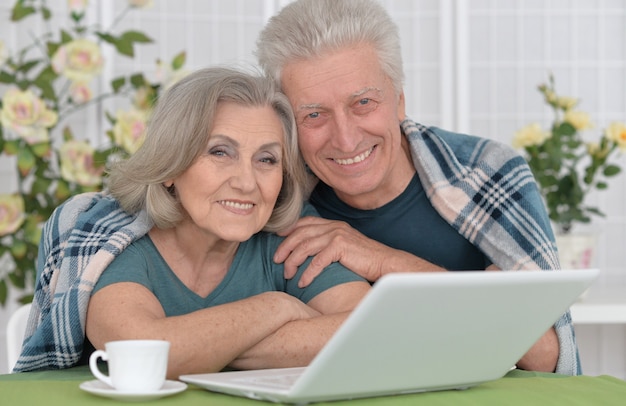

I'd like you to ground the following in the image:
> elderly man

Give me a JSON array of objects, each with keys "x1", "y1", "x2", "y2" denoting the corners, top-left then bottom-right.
[{"x1": 256, "y1": 0, "x2": 579, "y2": 375}]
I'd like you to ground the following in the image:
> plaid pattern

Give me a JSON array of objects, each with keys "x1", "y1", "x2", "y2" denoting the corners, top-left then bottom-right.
[
  {"x1": 13, "y1": 192, "x2": 152, "y2": 372},
  {"x1": 404, "y1": 118, "x2": 579, "y2": 375},
  {"x1": 12, "y1": 120, "x2": 580, "y2": 375}
]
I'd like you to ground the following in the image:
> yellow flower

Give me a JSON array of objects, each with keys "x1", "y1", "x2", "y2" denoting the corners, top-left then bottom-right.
[
  {"x1": 563, "y1": 110, "x2": 593, "y2": 131},
  {"x1": 70, "y1": 81, "x2": 93, "y2": 104},
  {"x1": 513, "y1": 123, "x2": 551, "y2": 149},
  {"x1": 132, "y1": 86, "x2": 156, "y2": 110},
  {"x1": 112, "y1": 108, "x2": 148, "y2": 154},
  {"x1": 59, "y1": 140, "x2": 104, "y2": 187},
  {"x1": 587, "y1": 141, "x2": 610, "y2": 159},
  {"x1": 0, "y1": 194, "x2": 26, "y2": 237},
  {"x1": 52, "y1": 39, "x2": 103, "y2": 82},
  {"x1": 556, "y1": 96, "x2": 578, "y2": 111},
  {"x1": 540, "y1": 87, "x2": 559, "y2": 107},
  {"x1": 67, "y1": 0, "x2": 88, "y2": 14},
  {"x1": 605, "y1": 122, "x2": 626, "y2": 152},
  {"x1": 0, "y1": 88, "x2": 58, "y2": 144}
]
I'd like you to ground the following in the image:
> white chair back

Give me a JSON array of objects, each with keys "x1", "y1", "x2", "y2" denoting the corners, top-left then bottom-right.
[{"x1": 6, "y1": 303, "x2": 32, "y2": 372}]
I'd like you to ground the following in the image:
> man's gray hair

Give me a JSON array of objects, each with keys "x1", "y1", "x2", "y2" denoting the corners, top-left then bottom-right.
[{"x1": 256, "y1": 0, "x2": 404, "y2": 93}]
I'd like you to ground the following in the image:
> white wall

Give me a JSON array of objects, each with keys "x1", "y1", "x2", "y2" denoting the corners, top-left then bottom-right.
[{"x1": 1, "y1": 0, "x2": 625, "y2": 377}]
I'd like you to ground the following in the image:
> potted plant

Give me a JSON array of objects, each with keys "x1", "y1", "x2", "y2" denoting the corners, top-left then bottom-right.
[
  {"x1": 513, "y1": 75, "x2": 625, "y2": 267},
  {"x1": 0, "y1": 0, "x2": 187, "y2": 306}
]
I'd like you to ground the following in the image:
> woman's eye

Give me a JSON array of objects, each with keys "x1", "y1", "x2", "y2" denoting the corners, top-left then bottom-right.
[
  {"x1": 259, "y1": 155, "x2": 279, "y2": 165},
  {"x1": 209, "y1": 147, "x2": 230, "y2": 157}
]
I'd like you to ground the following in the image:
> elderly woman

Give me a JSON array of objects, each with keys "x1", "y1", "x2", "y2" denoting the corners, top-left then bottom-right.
[{"x1": 15, "y1": 67, "x2": 370, "y2": 378}]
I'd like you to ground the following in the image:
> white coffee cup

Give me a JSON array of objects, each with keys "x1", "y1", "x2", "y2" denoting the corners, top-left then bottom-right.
[{"x1": 89, "y1": 339, "x2": 170, "y2": 392}]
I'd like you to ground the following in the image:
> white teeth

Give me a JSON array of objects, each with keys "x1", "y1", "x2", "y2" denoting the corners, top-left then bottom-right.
[
  {"x1": 220, "y1": 201, "x2": 254, "y2": 210},
  {"x1": 333, "y1": 148, "x2": 372, "y2": 165}
]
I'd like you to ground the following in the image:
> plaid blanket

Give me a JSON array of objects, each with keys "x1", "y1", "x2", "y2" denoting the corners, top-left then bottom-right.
[
  {"x1": 13, "y1": 192, "x2": 152, "y2": 372},
  {"x1": 13, "y1": 119, "x2": 579, "y2": 375},
  {"x1": 404, "y1": 118, "x2": 578, "y2": 375}
]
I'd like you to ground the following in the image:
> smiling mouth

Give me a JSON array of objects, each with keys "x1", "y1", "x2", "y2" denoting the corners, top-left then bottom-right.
[
  {"x1": 219, "y1": 201, "x2": 254, "y2": 210},
  {"x1": 332, "y1": 146, "x2": 374, "y2": 165}
]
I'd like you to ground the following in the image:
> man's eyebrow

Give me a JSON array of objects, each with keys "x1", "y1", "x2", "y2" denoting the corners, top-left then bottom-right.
[
  {"x1": 297, "y1": 103, "x2": 322, "y2": 111},
  {"x1": 296, "y1": 87, "x2": 383, "y2": 111},
  {"x1": 353, "y1": 86, "x2": 382, "y2": 98}
]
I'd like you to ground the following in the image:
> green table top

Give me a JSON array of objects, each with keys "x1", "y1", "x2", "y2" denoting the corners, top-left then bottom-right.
[{"x1": 2, "y1": 366, "x2": 626, "y2": 405}]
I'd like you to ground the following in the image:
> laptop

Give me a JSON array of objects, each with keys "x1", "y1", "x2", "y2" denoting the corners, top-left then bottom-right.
[{"x1": 180, "y1": 269, "x2": 599, "y2": 404}]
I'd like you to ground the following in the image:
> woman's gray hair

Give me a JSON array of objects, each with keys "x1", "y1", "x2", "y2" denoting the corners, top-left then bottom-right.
[
  {"x1": 256, "y1": 0, "x2": 404, "y2": 93},
  {"x1": 107, "y1": 66, "x2": 306, "y2": 233}
]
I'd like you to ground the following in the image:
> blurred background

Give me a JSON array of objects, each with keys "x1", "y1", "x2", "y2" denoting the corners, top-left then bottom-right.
[{"x1": 0, "y1": 0, "x2": 625, "y2": 377}]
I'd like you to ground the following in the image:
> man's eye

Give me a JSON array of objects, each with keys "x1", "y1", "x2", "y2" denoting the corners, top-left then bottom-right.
[
  {"x1": 307, "y1": 112, "x2": 320, "y2": 119},
  {"x1": 354, "y1": 98, "x2": 377, "y2": 114}
]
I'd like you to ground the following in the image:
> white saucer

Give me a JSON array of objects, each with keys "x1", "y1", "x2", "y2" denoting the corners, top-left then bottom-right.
[{"x1": 79, "y1": 379, "x2": 187, "y2": 402}]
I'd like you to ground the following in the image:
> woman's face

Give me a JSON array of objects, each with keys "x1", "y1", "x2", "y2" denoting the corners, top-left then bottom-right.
[{"x1": 169, "y1": 101, "x2": 285, "y2": 242}]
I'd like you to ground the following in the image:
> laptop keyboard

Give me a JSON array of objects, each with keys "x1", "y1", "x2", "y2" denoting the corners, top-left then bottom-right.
[{"x1": 233, "y1": 372, "x2": 302, "y2": 389}]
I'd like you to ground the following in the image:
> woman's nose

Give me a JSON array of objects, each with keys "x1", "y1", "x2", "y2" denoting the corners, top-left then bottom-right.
[{"x1": 229, "y1": 162, "x2": 257, "y2": 192}]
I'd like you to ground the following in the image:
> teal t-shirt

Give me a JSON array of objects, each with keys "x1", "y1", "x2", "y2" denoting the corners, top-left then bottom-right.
[
  {"x1": 309, "y1": 173, "x2": 491, "y2": 270},
  {"x1": 93, "y1": 231, "x2": 365, "y2": 316}
]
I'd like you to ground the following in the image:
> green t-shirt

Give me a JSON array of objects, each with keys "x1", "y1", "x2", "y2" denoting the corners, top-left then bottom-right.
[{"x1": 93, "y1": 231, "x2": 365, "y2": 316}]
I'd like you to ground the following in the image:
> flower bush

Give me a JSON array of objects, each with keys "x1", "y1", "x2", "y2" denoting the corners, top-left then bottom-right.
[
  {"x1": 0, "y1": 0, "x2": 187, "y2": 305},
  {"x1": 513, "y1": 75, "x2": 625, "y2": 235}
]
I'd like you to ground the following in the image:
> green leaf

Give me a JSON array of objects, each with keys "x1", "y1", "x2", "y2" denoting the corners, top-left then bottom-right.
[
  {"x1": 130, "y1": 73, "x2": 147, "y2": 87},
  {"x1": 586, "y1": 207, "x2": 605, "y2": 217},
  {"x1": 111, "y1": 77, "x2": 127, "y2": 92},
  {"x1": 0, "y1": 280, "x2": 7, "y2": 307},
  {"x1": 114, "y1": 38, "x2": 135, "y2": 57},
  {"x1": 41, "y1": 6, "x2": 52, "y2": 20},
  {"x1": 10, "y1": 240, "x2": 28, "y2": 259},
  {"x1": 55, "y1": 180, "x2": 71, "y2": 200},
  {"x1": 603, "y1": 165, "x2": 621, "y2": 177},
  {"x1": 60, "y1": 29, "x2": 73, "y2": 44},
  {"x1": 4, "y1": 140, "x2": 20, "y2": 155},
  {"x1": 31, "y1": 175, "x2": 53, "y2": 195},
  {"x1": 554, "y1": 122, "x2": 576, "y2": 137},
  {"x1": 171, "y1": 51, "x2": 186, "y2": 70},
  {"x1": 93, "y1": 149, "x2": 107, "y2": 164},
  {"x1": 120, "y1": 30, "x2": 153, "y2": 44},
  {"x1": 31, "y1": 142, "x2": 52, "y2": 158},
  {"x1": 63, "y1": 126, "x2": 74, "y2": 141},
  {"x1": 596, "y1": 182, "x2": 608, "y2": 190},
  {"x1": 19, "y1": 294, "x2": 34, "y2": 305},
  {"x1": 105, "y1": 112, "x2": 116, "y2": 125},
  {"x1": 16, "y1": 59, "x2": 41, "y2": 74},
  {"x1": 96, "y1": 32, "x2": 118, "y2": 46},
  {"x1": 33, "y1": 66, "x2": 59, "y2": 101},
  {"x1": 47, "y1": 41, "x2": 60, "y2": 58},
  {"x1": 17, "y1": 147, "x2": 36, "y2": 175},
  {"x1": 0, "y1": 71, "x2": 16, "y2": 84},
  {"x1": 8, "y1": 266, "x2": 26, "y2": 289},
  {"x1": 11, "y1": 3, "x2": 36, "y2": 21},
  {"x1": 24, "y1": 217, "x2": 43, "y2": 245}
]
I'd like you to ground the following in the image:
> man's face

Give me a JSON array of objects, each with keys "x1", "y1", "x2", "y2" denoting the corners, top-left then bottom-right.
[{"x1": 281, "y1": 44, "x2": 411, "y2": 209}]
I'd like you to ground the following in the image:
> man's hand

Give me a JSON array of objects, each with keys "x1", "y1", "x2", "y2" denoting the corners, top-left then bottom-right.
[{"x1": 274, "y1": 216, "x2": 444, "y2": 287}]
